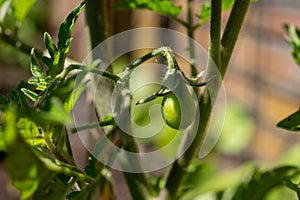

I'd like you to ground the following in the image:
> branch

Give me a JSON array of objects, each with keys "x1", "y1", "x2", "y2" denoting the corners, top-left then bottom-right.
[{"x1": 0, "y1": 28, "x2": 43, "y2": 58}]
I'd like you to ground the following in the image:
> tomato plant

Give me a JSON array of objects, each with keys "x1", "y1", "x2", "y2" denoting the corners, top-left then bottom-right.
[{"x1": 0, "y1": 0, "x2": 299, "y2": 200}]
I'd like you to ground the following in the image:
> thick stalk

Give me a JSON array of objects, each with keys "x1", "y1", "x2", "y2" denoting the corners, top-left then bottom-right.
[
  {"x1": 86, "y1": 2, "x2": 152, "y2": 198},
  {"x1": 220, "y1": 0, "x2": 251, "y2": 77},
  {"x1": 208, "y1": 0, "x2": 222, "y2": 70},
  {"x1": 85, "y1": 0, "x2": 109, "y2": 49}
]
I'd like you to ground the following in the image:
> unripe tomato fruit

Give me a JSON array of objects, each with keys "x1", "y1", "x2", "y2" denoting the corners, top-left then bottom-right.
[{"x1": 161, "y1": 79, "x2": 196, "y2": 130}]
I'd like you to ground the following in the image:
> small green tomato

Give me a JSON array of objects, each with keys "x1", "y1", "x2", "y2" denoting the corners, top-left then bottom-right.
[{"x1": 161, "y1": 80, "x2": 196, "y2": 130}]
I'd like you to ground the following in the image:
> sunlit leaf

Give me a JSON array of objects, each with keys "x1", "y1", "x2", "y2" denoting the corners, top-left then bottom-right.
[
  {"x1": 2, "y1": 106, "x2": 45, "y2": 199},
  {"x1": 114, "y1": 0, "x2": 181, "y2": 18},
  {"x1": 277, "y1": 108, "x2": 300, "y2": 132},
  {"x1": 21, "y1": 88, "x2": 38, "y2": 102},
  {"x1": 64, "y1": 80, "x2": 87, "y2": 113},
  {"x1": 44, "y1": 32, "x2": 57, "y2": 58},
  {"x1": 57, "y1": 2, "x2": 85, "y2": 49},
  {"x1": 11, "y1": 0, "x2": 37, "y2": 22},
  {"x1": 18, "y1": 118, "x2": 44, "y2": 146},
  {"x1": 48, "y1": 50, "x2": 61, "y2": 78}
]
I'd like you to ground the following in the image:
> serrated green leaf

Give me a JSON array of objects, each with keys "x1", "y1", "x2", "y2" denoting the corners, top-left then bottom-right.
[
  {"x1": 30, "y1": 49, "x2": 46, "y2": 78},
  {"x1": 231, "y1": 166, "x2": 300, "y2": 200},
  {"x1": 28, "y1": 76, "x2": 38, "y2": 85},
  {"x1": 2, "y1": 106, "x2": 43, "y2": 200},
  {"x1": 21, "y1": 88, "x2": 38, "y2": 102},
  {"x1": 49, "y1": 50, "x2": 61, "y2": 78},
  {"x1": 57, "y1": 38, "x2": 72, "y2": 74},
  {"x1": 57, "y1": 2, "x2": 85, "y2": 49},
  {"x1": 42, "y1": 56, "x2": 52, "y2": 67},
  {"x1": 2, "y1": 106, "x2": 89, "y2": 199},
  {"x1": 8, "y1": 85, "x2": 29, "y2": 107},
  {"x1": 277, "y1": 108, "x2": 300, "y2": 132},
  {"x1": 64, "y1": 80, "x2": 87, "y2": 113},
  {"x1": 114, "y1": 0, "x2": 181, "y2": 18},
  {"x1": 3, "y1": 114, "x2": 70, "y2": 199},
  {"x1": 36, "y1": 80, "x2": 49, "y2": 91},
  {"x1": 18, "y1": 118, "x2": 44, "y2": 146},
  {"x1": 44, "y1": 32, "x2": 57, "y2": 57},
  {"x1": 11, "y1": 0, "x2": 37, "y2": 22}
]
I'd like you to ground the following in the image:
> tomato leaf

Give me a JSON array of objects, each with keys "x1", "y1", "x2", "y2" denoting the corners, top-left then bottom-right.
[
  {"x1": 10, "y1": 0, "x2": 37, "y2": 22},
  {"x1": 285, "y1": 25, "x2": 300, "y2": 66},
  {"x1": 57, "y1": 1, "x2": 85, "y2": 49},
  {"x1": 231, "y1": 166, "x2": 300, "y2": 200},
  {"x1": 2, "y1": 106, "x2": 47, "y2": 199},
  {"x1": 8, "y1": 82, "x2": 32, "y2": 107},
  {"x1": 0, "y1": 94, "x2": 8, "y2": 111},
  {"x1": 44, "y1": 32, "x2": 57, "y2": 58},
  {"x1": 277, "y1": 108, "x2": 300, "y2": 132},
  {"x1": 21, "y1": 88, "x2": 38, "y2": 102},
  {"x1": 18, "y1": 118, "x2": 44, "y2": 146},
  {"x1": 30, "y1": 49, "x2": 46, "y2": 79},
  {"x1": 114, "y1": 0, "x2": 181, "y2": 18},
  {"x1": 64, "y1": 80, "x2": 87, "y2": 113}
]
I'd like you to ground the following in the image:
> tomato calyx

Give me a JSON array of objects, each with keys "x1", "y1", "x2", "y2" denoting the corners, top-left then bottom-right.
[{"x1": 136, "y1": 68, "x2": 204, "y2": 130}]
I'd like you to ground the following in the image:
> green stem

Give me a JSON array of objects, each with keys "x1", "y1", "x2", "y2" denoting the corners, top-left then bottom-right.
[
  {"x1": 122, "y1": 133, "x2": 153, "y2": 199},
  {"x1": 187, "y1": 0, "x2": 197, "y2": 79},
  {"x1": 124, "y1": 46, "x2": 175, "y2": 71},
  {"x1": 173, "y1": 17, "x2": 188, "y2": 28},
  {"x1": 0, "y1": 27, "x2": 43, "y2": 58},
  {"x1": 91, "y1": 69, "x2": 120, "y2": 82},
  {"x1": 220, "y1": 0, "x2": 251, "y2": 77},
  {"x1": 85, "y1": 0, "x2": 109, "y2": 49},
  {"x1": 71, "y1": 117, "x2": 114, "y2": 133},
  {"x1": 208, "y1": 0, "x2": 222, "y2": 71},
  {"x1": 39, "y1": 150, "x2": 95, "y2": 183}
]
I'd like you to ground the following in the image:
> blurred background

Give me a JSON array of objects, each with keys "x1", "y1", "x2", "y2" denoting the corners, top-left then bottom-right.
[{"x1": 0, "y1": 0, "x2": 300, "y2": 199}]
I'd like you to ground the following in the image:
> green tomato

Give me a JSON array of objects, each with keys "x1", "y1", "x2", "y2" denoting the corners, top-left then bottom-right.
[{"x1": 161, "y1": 80, "x2": 196, "y2": 130}]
